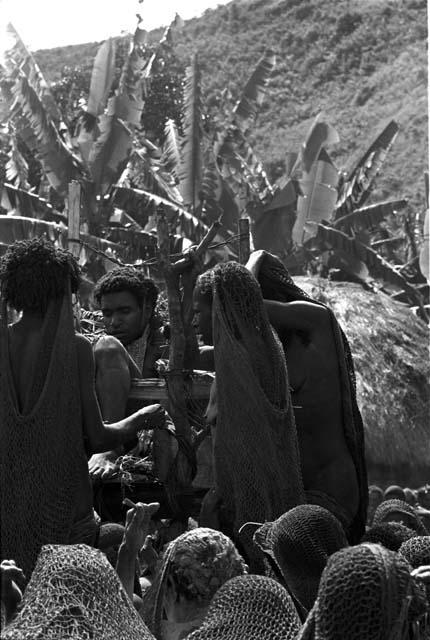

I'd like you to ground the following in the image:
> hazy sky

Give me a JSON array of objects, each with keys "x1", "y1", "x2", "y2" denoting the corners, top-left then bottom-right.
[{"x1": 1, "y1": 0, "x2": 232, "y2": 50}]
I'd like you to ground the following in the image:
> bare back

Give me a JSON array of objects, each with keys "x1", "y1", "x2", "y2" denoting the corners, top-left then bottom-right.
[{"x1": 264, "y1": 299, "x2": 359, "y2": 522}]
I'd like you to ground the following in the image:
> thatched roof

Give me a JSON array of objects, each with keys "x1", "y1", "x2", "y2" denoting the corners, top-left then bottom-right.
[{"x1": 295, "y1": 277, "x2": 429, "y2": 488}]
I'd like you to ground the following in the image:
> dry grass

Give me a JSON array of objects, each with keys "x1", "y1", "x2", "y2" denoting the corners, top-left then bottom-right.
[{"x1": 295, "y1": 277, "x2": 429, "y2": 487}]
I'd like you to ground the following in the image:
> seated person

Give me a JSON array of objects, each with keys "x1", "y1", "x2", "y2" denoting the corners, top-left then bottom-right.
[{"x1": 89, "y1": 267, "x2": 170, "y2": 480}]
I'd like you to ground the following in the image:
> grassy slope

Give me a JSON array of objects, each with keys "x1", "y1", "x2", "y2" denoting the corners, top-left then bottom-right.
[{"x1": 35, "y1": 0, "x2": 428, "y2": 210}]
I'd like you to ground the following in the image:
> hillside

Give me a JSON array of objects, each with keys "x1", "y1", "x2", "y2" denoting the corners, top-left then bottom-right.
[{"x1": 34, "y1": 0, "x2": 428, "y2": 211}]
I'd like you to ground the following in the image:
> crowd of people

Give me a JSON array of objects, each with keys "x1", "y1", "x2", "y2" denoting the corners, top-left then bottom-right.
[{"x1": 0, "y1": 237, "x2": 429, "y2": 639}]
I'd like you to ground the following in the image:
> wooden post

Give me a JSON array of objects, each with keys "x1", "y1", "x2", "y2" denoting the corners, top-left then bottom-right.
[
  {"x1": 238, "y1": 217, "x2": 251, "y2": 264},
  {"x1": 68, "y1": 181, "x2": 81, "y2": 258}
]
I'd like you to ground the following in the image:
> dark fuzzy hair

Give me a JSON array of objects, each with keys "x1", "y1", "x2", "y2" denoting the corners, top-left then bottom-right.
[
  {"x1": 94, "y1": 267, "x2": 158, "y2": 309},
  {"x1": 0, "y1": 238, "x2": 80, "y2": 314}
]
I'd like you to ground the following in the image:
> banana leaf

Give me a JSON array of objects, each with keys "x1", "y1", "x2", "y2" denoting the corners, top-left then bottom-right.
[
  {"x1": 87, "y1": 39, "x2": 116, "y2": 117},
  {"x1": 130, "y1": 148, "x2": 183, "y2": 204},
  {"x1": 4, "y1": 23, "x2": 63, "y2": 126},
  {"x1": 336, "y1": 120, "x2": 399, "y2": 218},
  {"x1": 233, "y1": 49, "x2": 276, "y2": 134},
  {"x1": 6, "y1": 132, "x2": 29, "y2": 189},
  {"x1": 161, "y1": 118, "x2": 182, "y2": 182},
  {"x1": 1, "y1": 183, "x2": 66, "y2": 222},
  {"x1": 313, "y1": 222, "x2": 423, "y2": 307},
  {"x1": 10, "y1": 76, "x2": 83, "y2": 196},
  {"x1": 178, "y1": 54, "x2": 203, "y2": 212},
  {"x1": 111, "y1": 185, "x2": 209, "y2": 241},
  {"x1": 88, "y1": 114, "x2": 133, "y2": 195},
  {"x1": 118, "y1": 25, "x2": 148, "y2": 105},
  {"x1": 200, "y1": 149, "x2": 223, "y2": 219},
  {"x1": 333, "y1": 199, "x2": 407, "y2": 233},
  {"x1": 293, "y1": 150, "x2": 339, "y2": 246},
  {"x1": 292, "y1": 114, "x2": 339, "y2": 175}
]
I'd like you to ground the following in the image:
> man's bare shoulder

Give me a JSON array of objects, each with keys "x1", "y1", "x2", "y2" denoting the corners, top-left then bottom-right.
[{"x1": 264, "y1": 299, "x2": 330, "y2": 333}]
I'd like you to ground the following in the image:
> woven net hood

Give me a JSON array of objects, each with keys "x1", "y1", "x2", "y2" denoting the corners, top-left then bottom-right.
[
  {"x1": 1, "y1": 544, "x2": 154, "y2": 640},
  {"x1": 0, "y1": 291, "x2": 91, "y2": 579},
  {"x1": 207, "y1": 262, "x2": 304, "y2": 557},
  {"x1": 246, "y1": 250, "x2": 368, "y2": 543},
  {"x1": 142, "y1": 527, "x2": 247, "y2": 637},
  {"x1": 372, "y1": 500, "x2": 429, "y2": 536},
  {"x1": 399, "y1": 536, "x2": 430, "y2": 568},
  {"x1": 298, "y1": 543, "x2": 429, "y2": 640},
  {"x1": 185, "y1": 574, "x2": 302, "y2": 640},
  {"x1": 254, "y1": 504, "x2": 348, "y2": 613},
  {"x1": 362, "y1": 522, "x2": 417, "y2": 552}
]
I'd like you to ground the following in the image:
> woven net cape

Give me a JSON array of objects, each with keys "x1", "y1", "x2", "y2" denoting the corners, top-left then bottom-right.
[
  {"x1": 0, "y1": 292, "x2": 91, "y2": 580},
  {"x1": 207, "y1": 262, "x2": 305, "y2": 561},
  {"x1": 246, "y1": 250, "x2": 368, "y2": 544},
  {"x1": 399, "y1": 536, "x2": 430, "y2": 569},
  {"x1": 185, "y1": 574, "x2": 302, "y2": 640},
  {"x1": 253, "y1": 504, "x2": 348, "y2": 615},
  {"x1": 373, "y1": 499, "x2": 429, "y2": 536},
  {"x1": 0, "y1": 544, "x2": 154, "y2": 640},
  {"x1": 297, "y1": 543, "x2": 429, "y2": 640},
  {"x1": 362, "y1": 522, "x2": 418, "y2": 552},
  {"x1": 142, "y1": 527, "x2": 248, "y2": 638}
]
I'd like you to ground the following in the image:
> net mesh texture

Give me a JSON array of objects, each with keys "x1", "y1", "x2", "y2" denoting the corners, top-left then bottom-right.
[
  {"x1": 362, "y1": 522, "x2": 418, "y2": 552},
  {"x1": 208, "y1": 262, "x2": 305, "y2": 564},
  {"x1": 254, "y1": 504, "x2": 348, "y2": 614},
  {"x1": 298, "y1": 543, "x2": 429, "y2": 640},
  {"x1": 185, "y1": 574, "x2": 302, "y2": 640},
  {"x1": 0, "y1": 544, "x2": 154, "y2": 640},
  {"x1": 373, "y1": 500, "x2": 429, "y2": 536},
  {"x1": 0, "y1": 292, "x2": 92, "y2": 580}
]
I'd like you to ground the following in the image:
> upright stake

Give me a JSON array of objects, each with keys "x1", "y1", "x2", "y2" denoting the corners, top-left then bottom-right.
[
  {"x1": 68, "y1": 181, "x2": 81, "y2": 258},
  {"x1": 238, "y1": 217, "x2": 251, "y2": 264}
]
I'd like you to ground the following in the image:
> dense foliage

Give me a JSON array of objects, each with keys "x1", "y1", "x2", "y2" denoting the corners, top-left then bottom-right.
[{"x1": 34, "y1": 0, "x2": 428, "y2": 210}]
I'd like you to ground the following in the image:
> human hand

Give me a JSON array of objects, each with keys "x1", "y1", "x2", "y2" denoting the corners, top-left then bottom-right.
[
  {"x1": 1, "y1": 560, "x2": 25, "y2": 623},
  {"x1": 139, "y1": 404, "x2": 166, "y2": 429},
  {"x1": 122, "y1": 500, "x2": 160, "y2": 557},
  {"x1": 88, "y1": 451, "x2": 117, "y2": 481}
]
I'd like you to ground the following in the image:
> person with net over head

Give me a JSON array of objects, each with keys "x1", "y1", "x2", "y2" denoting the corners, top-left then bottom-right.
[
  {"x1": 372, "y1": 499, "x2": 429, "y2": 536},
  {"x1": 192, "y1": 261, "x2": 305, "y2": 569},
  {"x1": 297, "y1": 543, "x2": 429, "y2": 639},
  {"x1": 141, "y1": 527, "x2": 248, "y2": 640},
  {"x1": 185, "y1": 574, "x2": 302, "y2": 640},
  {"x1": 0, "y1": 238, "x2": 168, "y2": 581},
  {"x1": 243, "y1": 250, "x2": 368, "y2": 544},
  {"x1": 88, "y1": 267, "x2": 175, "y2": 482},
  {"x1": 0, "y1": 543, "x2": 157, "y2": 639},
  {"x1": 251, "y1": 504, "x2": 348, "y2": 620}
]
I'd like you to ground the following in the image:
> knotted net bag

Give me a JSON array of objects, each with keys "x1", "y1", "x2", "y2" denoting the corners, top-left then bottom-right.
[
  {"x1": 0, "y1": 544, "x2": 154, "y2": 640},
  {"x1": 254, "y1": 504, "x2": 348, "y2": 614},
  {"x1": 0, "y1": 291, "x2": 91, "y2": 580},
  {"x1": 185, "y1": 574, "x2": 302, "y2": 640},
  {"x1": 399, "y1": 536, "x2": 430, "y2": 569},
  {"x1": 362, "y1": 522, "x2": 417, "y2": 552},
  {"x1": 246, "y1": 250, "x2": 368, "y2": 544},
  {"x1": 207, "y1": 262, "x2": 305, "y2": 563},
  {"x1": 373, "y1": 499, "x2": 429, "y2": 536},
  {"x1": 298, "y1": 543, "x2": 429, "y2": 640}
]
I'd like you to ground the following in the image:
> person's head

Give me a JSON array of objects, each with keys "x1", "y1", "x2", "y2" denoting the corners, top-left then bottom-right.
[
  {"x1": 417, "y1": 486, "x2": 430, "y2": 510},
  {"x1": 144, "y1": 527, "x2": 247, "y2": 640},
  {"x1": 185, "y1": 575, "x2": 302, "y2": 640},
  {"x1": 361, "y1": 522, "x2": 417, "y2": 552},
  {"x1": 399, "y1": 536, "x2": 430, "y2": 569},
  {"x1": 384, "y1": 485, "x2": 406, "y2": 502},
  {"x1": 373, "y1": 499, "x2": 428, "y2": 535},
  {"x1": 94, "y1": 267, "x2": 158, "y2": 346},
  {"x1": 299, "y1": 543, "x2": 428, "y2": 640},
  {"x1": 97, "y1": 522, "x2": 125, "y2": 567},
  {"x1": 193, "y1": 269, "x2": 214, "y2": 345},
  {"x1": 0, "y1": 238, "x2": 80, "y2": 315},
  {"x1": 254, "y1": 505, "x2": 348, "y2": 614}
]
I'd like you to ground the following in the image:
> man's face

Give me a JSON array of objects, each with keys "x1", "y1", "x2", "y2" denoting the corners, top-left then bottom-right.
[
  {"x1": 100, "y1": 291, "x2": 151, "y2": 346},
  {"x1": 192, "y1": 290, "x2": 213, "y2": 346}
]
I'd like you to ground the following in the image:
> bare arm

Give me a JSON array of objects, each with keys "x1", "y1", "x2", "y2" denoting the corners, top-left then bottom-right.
[
  {"x1": 263, "y1": 299, "x2": 329, "y2": 334},
  {"x1": 76, "y1": 334, "x2": 165, "y2": 454}
]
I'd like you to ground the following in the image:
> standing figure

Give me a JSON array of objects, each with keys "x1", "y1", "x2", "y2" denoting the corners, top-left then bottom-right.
[
  {"x1": 0, "y1": 239, "x2": 165, "y2": 579},
  {"x1": 193, "y1": 261, "x2": 305, "y2": 565}
]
